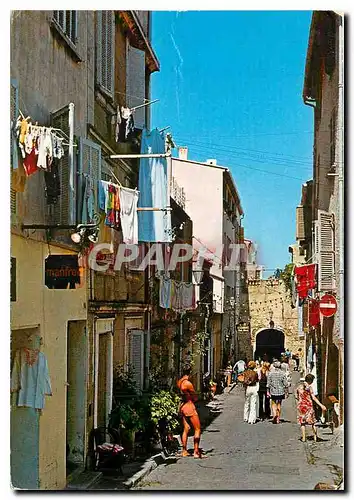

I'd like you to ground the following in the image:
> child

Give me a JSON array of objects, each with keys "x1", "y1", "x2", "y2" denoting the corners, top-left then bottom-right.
[{"x1": 295, "y1": 374, "x2": 327, "y2": 442}]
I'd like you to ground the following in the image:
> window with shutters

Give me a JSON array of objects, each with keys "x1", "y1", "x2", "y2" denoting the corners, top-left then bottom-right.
[
  {"x1": 96, "y1": 11, "x2": 115, "y2": 97},
  {"x1": 128, "y1": 329, "x2": 144, "y2": 390},
  {"x1": 53, "y1": 11, "x2": 78, "y2": 44},
  {"x1": 10, "y1": 80, "x2": 18, "y2": 217},
  {"x1": 78, "y1": 138, "x2": 101, "y2": 224},
  {"x1": 126, "y1": 43, "x2": 146, "y2": 129},
  {"x1": 296, "y1": 206, "x2": 305, "y2": 240},
  {"x1": 315, "y1": 210, "x2": 335, "y2": 291},
  {"x1": 50, "y1": 107, "x2": 71, "y2": 224}
]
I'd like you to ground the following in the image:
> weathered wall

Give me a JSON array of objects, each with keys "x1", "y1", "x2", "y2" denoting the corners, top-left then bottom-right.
[{"x1": 11, "y1": 235, "x2": 87, "y2": 489}]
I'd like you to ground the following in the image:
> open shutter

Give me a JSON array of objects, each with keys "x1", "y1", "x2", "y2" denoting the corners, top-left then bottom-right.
[
  {"x1": 10, "y1": 79, "x2": 18, "y2": 216},
  {"x1": 51, "y1": 106, "x2": 71, "y2": 224},
  {"x1": 317, "y1": 210, "x2": 335, "y2": 291},
  {"x1": 129, "y1": 329, "x2": 144, "y2": 390},
  {"x1": 79, "y1": 138, "x2": 101, "y2": 223},
  {"x1": 96, "y1": 11, "x2": 115, "y2": 96},
  {"x1": 126, "y1": 44, "x2": 146, "y2": 129},
  {"x1": 296, "y1": 206, "x2": 305, "y2": 240}
]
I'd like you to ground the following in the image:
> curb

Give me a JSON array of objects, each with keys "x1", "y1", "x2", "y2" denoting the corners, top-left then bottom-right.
[{"x1": 123, "y1": 453, "x2": 162, "y2": 489}]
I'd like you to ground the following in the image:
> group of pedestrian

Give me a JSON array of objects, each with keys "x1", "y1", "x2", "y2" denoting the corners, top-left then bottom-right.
[{"x1": 236, "y1": 352, "x2": 327, "y2": 442}]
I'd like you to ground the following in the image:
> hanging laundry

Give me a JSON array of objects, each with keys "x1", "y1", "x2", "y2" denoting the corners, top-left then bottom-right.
[
  {"x1": 18, "y1": 118, "x2": 29, "y2": 159},
  {"x1": 115, "y1": 106, "x2": 122, "y2": 143},
  {"x1": 138, "y1": 128, "x2": 172, "y2": 243},
  {"x1": 81, "y1": 174, "x2": 95, "y2": 224},
  {"x1": 105, "y1": 184, "x2": 121, "y2": 229},
  {"x1": 99, "y1": 180, "x2": 110, "y2": 213},
  {"x1": 23, "y1": 147, "x2": 39, "y2": 176},
  {"x1": 295, "y1": 264, "x2": 317, "y2": 299},
  {"x1": 11, "y1": 348, "x2": 52, "y2": 410},
  {"x1": 119, "y1": 187, "x2": 139, "y2": 244},
  {"x1": 37, "y1": 128, "x2": 53, "y2": 170},
  {"x1": 171, "y1": 281, "x2": 183, "y2": 312},
  {"x1": 309, "y1": 299, "x2": 320, "y2": 327},
  {"x1": 159, "y1": 275, "x2": 172, "y2": 309},
  {"x1": 181, "y1": 283, "x2": 195, "y2": 310},
  {"x1": 116, "y1": 107, "x2": 135, "y2": 143},
  {"x1": 11, "y1": 157, "x2": 27, "y2": 192},
  {"x1": 44, "y1": 159, "x2": 61, "y2": 204}
]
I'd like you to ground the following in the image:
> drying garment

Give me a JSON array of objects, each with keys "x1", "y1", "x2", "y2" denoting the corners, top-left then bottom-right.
[
  {"x1": 159, "y1": 275, "x2": 172, "y2": 309},
  {"x1": 115, "y1": 106, "x2": 122, "y2": 143},
  {"x1": 23, "y1": 147, "x2": 39, "y2": 176},
  {"x1": 119, "y1": 187, "x2": 139, "y2": 244},
  {"x1": 18, "y1": 118, "x2": 29, "y2": 159},
  {"x1": 52, "y1": 134, "x2": 64, "y2": 159},
  {"x1": 36, "y1": 128, "x2": 53, "y2": 170},
  {"x1": 295, "y1": 264, "x2": 316, "y2": 299},
  {"x1": 99, "y1": 180, "x2": 110, "y2": 212},
  {"x1": 181, "y1": 283, "x2": 195, "y2": 310},
  {"x1": 81, "y1": 174, "x2": 95, "y2": 224},
  {"x1": 11, "y1": 157, "x2": 27, "y2": 192},
  {"x1": 138, "y1": 128, "x2": 172, "y2": 243},
  {"x1": 11, "y1": 349, "x2": 52, "y2": 410},
  {"x1": 105, "y1": 184, "x2": 121, "y2": 229},
  {"x1": 45, "y1": 254, "x2": 81, "y2": 289},
  {"x1": 44, "y1": 159, "x2": 61, "y2": 204},
  {"x1": 116, "y1": 107, "x2": 135, "y2": 142},
  {"x1": 308, "y1": 299, "x2": 320, "y2": 327},
  {"x1": 171, "y1": 281, "x2": 184, "y2": 312}
]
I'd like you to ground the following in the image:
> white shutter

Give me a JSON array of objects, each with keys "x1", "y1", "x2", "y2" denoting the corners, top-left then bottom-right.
[
  {"x1": 10, "y1": 80, "x2": 18, "y2": 216},
  {"x1": 317, "y1": 210, "x2": 335, "y2": 291},
  {"x1": 126, "y1": 44, "x2": 146, "y2": 129},
  {"x1": 79, "y1": 138, "x2": 101, "y2": 223},
  {"x1": 129, "y1": 329, "x2": 144, "y2": 390},
  {"x1": 96, "y1": 11, "x2": 115, "y2": 96}
]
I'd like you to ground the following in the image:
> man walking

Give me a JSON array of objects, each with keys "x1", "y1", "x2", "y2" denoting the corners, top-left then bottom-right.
[
  {"x1": 267, "y1": 360, "x2": 289, "y2": 424},
  {"x1": 233, "y1": 358, "x2": 246, "y2": 384}
]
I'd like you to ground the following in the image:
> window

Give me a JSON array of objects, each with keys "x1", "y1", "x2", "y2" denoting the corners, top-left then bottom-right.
[
  {"x1": 79, "y1": 138, "x2": 102, "y2": 223},
  {"x1": 255, "y1": 270, "x2": 261, "y2": 280},
  {"x1": 53, "y1": 11, "x2": 78, "y2": 44},
  {"x1": 126, "y1": 43, "x2": 146, "y2": 129},
  {"x1": 96, "y1": 11, "x2": 115, "y2": 97},
  {"x1": 314, "y1": 210, "x2": 335, "y2": 291}
]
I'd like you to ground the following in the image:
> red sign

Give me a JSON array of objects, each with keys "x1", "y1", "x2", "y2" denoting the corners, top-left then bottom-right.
[{"x1": 319, "y1": 294, "x2": 337, "y2": 317}]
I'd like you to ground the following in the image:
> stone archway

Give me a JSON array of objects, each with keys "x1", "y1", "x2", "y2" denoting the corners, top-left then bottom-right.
[{"x1": 254, "y1": 328, "x2": 285, "y2": 361}]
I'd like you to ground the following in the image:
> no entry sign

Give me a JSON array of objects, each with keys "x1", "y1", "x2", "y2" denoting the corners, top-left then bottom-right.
[{"x1": 319, "y1": 294, "x2": 337, "y2": 317}]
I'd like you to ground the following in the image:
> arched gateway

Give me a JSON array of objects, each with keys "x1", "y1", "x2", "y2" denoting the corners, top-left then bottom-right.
[{"x1": 255, "y1": 328, "x2": 285, "y2": 361}]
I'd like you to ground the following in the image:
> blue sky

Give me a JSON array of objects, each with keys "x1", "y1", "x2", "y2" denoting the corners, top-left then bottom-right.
[{"x1": 151, "y1": 10, "x2": 313, "y2": 275}]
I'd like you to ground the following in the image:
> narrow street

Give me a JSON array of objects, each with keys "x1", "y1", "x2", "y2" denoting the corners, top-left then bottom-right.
[{"x1": 136, "y1": 376, "x2": 340, "y2": 491}]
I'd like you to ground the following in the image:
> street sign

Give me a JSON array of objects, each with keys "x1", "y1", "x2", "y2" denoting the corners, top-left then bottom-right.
[{"x1": 319, "y1": 294, "x2": 337, "y2": 317}]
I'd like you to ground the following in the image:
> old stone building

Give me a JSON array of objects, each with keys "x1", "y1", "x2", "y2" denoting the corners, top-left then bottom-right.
[{"x1": 248, "y1": 279, "x2": 300, "y2": 361}]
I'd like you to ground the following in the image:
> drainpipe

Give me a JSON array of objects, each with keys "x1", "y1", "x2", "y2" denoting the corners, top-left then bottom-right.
[
  {"x1": 68, "y1": 102, "x2": 75, "y2": 225},
  {"x1": 337, "y1": 14, "x2": 344, "y2": 424}
]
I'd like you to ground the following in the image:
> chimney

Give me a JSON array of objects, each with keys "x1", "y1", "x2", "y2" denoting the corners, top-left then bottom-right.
[
  {"x1": 206, "y1": 159, "x2": 217, "y2": 165},
  {"x1": 178, "y1": 147, "x2": 188, "y2": 160}
]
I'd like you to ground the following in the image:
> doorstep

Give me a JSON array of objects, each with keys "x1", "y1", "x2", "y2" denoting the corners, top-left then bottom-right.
[{"x1": 65, "y1": 468, "x2": 103, "y2": 490}]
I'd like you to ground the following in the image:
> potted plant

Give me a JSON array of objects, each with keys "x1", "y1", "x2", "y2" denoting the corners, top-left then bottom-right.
[{"x1": 149, "y1": 390, "x2": 181, "y2": 454}]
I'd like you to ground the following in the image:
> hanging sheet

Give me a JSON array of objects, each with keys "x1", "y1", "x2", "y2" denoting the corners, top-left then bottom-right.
[{"x1": 138, "y1": 128, "x2": 172, "y2": 243}]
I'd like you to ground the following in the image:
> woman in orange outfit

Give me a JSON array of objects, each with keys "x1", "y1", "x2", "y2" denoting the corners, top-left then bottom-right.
[{"x1": 177, "y1": 366, "x2": 203, "y2": 458}]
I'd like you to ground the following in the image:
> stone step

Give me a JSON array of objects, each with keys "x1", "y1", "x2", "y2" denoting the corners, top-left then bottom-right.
[{"x1": 66, "y1": 470, "x2": 103, "y2": 490}]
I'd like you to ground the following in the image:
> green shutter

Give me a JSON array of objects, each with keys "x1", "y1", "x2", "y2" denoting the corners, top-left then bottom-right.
[
  {"x1": 79, "y1": 138, "x2": 101, "y2": 223},
  {"x1": 10, "y1": 79, "x2": 18, "y2": 216},
  {"x1": 96, "y1": 11, "x2": 114, "y2": 96},
  {"x1": 51, "y1": 107, "x2": 70, "y2": 224},
  {"x1": 129, "y1": 329, "x2": 144, "y2": 390}
]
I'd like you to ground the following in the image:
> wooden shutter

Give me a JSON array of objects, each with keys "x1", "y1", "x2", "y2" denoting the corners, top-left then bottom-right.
[
  {"x1": 126, "y1": 44, "x2": 146, "y2": 129},
  {"x1": 96, "y1": 11, "x2": 115, "y2": 96},
  {"x1": 129, "y1": 329, "x2": 144, "y2": 390},
  {"x1": 79, "y1": 138, "x2": 101, "y2": 223},
  {"x1": 296, "y1": 206, "x2": 305, "y2": 240},
  {"x1": 10, "y1": 80, "x2": 18, "y2": 216},
  {"x1": 51, "y1": 106, "x2": 71, "y2": 224},
  {"x1": 317, "y1": 210, "x2": 335, "y2": 291}
]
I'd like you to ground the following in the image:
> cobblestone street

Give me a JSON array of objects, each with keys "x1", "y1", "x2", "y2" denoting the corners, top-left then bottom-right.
[{"x1": 136, "y1": 378, "x2": 343, "y2": 491}]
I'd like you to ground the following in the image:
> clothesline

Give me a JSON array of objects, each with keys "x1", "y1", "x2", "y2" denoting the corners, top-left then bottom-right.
[{"x1": 17, "y1": 108, "x2": 74, "y2": 147}]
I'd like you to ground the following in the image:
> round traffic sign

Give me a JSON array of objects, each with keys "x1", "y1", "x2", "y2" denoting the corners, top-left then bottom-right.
[{"x1": 319, "y1": 294, "x2": 337, "y2": 317}]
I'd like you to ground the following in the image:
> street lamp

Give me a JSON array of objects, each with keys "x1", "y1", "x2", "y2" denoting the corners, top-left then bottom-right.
[{"x1": 192, "y1": 269, "x2": 204, "y2": 286}]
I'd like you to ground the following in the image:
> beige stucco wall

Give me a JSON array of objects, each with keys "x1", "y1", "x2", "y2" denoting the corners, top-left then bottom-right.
[{"x1": 11, "y1": 234, "x2": 87, "y2": 489}]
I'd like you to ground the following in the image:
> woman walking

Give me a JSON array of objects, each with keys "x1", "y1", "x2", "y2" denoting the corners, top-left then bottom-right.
[
  {"x1": 258, "y1": 362, "x2": 271, "y2": 420},
  {"x1": 295, "y1": 374, "x2": 327, "y2": 442},
  {"x1": 266, "y1": 360, "x2": 289, "y2": 424},
  {"x1": 243, "y1": 361, "x2": 259, "y2": 424}
]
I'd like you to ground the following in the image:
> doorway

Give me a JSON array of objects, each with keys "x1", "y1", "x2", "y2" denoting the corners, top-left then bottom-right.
[
  {"x1": 66, "y1": 321, "x2": 87, "y2": 477},
  {"x1": 255, "y1": 328, "x2": 285, "y2": 361},
  {"x1": 94, "y1": 319, "x2": 114, "y2": 429}
]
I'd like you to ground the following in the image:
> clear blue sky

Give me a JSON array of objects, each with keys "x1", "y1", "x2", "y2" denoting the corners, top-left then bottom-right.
[{"x1": 151, "y1": 11, "x2": 313, "y2": 275}]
